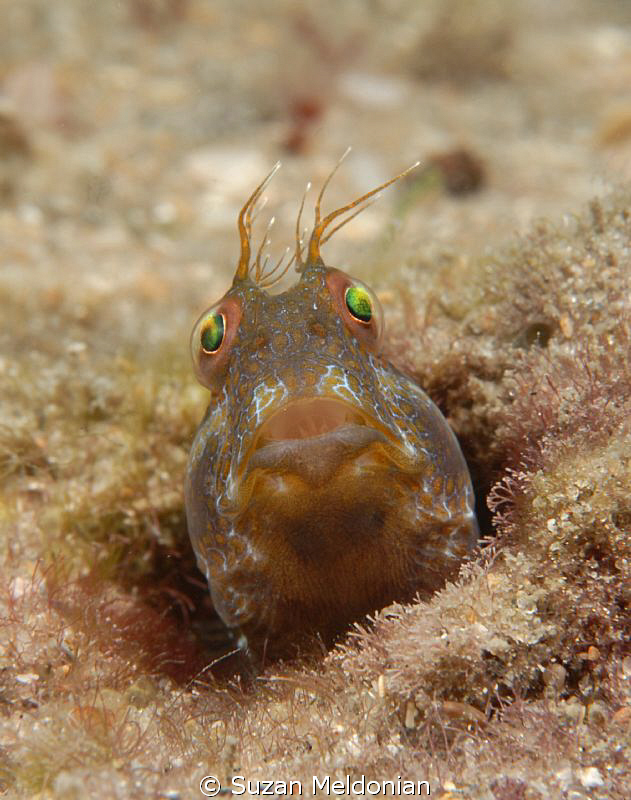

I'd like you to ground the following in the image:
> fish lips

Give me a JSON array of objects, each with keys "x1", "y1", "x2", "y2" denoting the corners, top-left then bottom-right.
[
  {"x1": 244, "y1": 424, "x2": 391, "y2": 486},
  {"x1": 240, "y1": 397, "x2": 418, "y2": 487}
]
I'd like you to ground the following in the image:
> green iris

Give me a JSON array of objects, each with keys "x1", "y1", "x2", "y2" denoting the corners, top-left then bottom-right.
[
  {"x1": 200, "y1": 313, "x2": 225, "y2": 353},
  {"x1": 345, "y1": 286, "x2": 373, "y2": 323}
]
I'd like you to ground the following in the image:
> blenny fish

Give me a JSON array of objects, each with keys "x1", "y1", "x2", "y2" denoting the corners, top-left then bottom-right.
[{"x1": 186, "y1": 159, "x2": 478, "y2": 660}]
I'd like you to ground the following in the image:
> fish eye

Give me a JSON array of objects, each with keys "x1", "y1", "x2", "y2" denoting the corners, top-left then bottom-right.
[
  {"x1": 190, "y1": 297, "x2": 242, "y2": 389},
  {"x1": 345, "y1": 285, "x2": 373, "y2": 324},
  {"x1": 200, "y1": 312, "x2": 225, "y2": 353},
  {"x1": 325, "y1": 268, "x2": 384, "y2": 352}
]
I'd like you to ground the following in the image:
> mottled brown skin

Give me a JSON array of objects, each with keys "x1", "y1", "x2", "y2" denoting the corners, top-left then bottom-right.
[{"x1": 186, "y1": 165, "x2": 478, "y2": 660}]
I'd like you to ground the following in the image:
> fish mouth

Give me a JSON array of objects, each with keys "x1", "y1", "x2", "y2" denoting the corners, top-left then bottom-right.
[
  {"x1": 241, "y1": 397, "x2": 412, "y2": 485},
  {"x1": 255, "y1": 397, "x2": 378, "y2": 443}
]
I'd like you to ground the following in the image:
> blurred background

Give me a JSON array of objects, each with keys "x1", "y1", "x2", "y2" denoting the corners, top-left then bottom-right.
[{"x1": 1, "y1": 0, "x2": 630, "y2": 351}]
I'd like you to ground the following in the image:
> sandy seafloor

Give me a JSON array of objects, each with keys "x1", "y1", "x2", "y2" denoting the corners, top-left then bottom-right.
[{"x1": 0, "y1": 1, "x2": 630, "y2": 798}]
